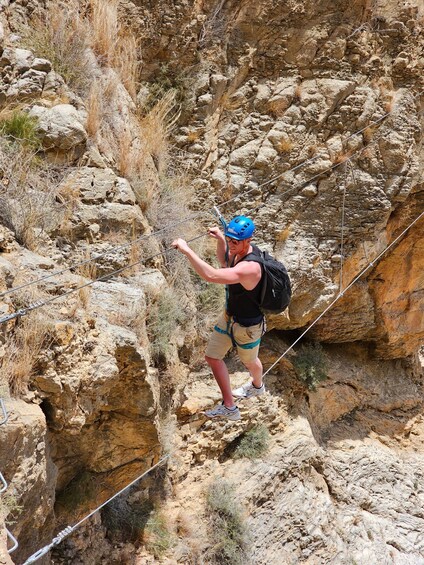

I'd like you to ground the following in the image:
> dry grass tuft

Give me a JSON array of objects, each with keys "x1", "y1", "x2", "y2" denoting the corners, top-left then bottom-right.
[
  {"x1": 362, "y1": 125, "x2": 377, "y2": 144},
  {"x1": 71, "y1": 250, "x2": 97, "y2": 312},
  {"x1": 25, "y1": 0, "x2": 139, "y2": 101},
  {"x1": 294, "y1": 82, "x2": 303, "y2": 102},
  {"x1": 0, "y1": 141, "x2": 68, "y2": 250},
  {"x1": 186, "y1": 129, "x2": 202, "y2": 143},
  {"x1": 86, "y1": 80, "x2": 103, "y2": 139},
  {"x1": 1, "y1": 311, "x2": 53, "y2": 397},
  {"x1": 137, "y1": 89, "x2": 180, "y2": 174},
  {"x1": 128, "y1": 221, "x2": 143, "y2": 276},
  {"x1": 307, "y1": 144, "x2": 319, "y2": 158},
  {"x1": 23, "y1": 0, "x2": 92, "y2": 96},
  {"x1": 89, "y1": 0, "x2": 140, "y2": 100},
  {"x1": 112, "y1": 30, "x2": 140, "y2": 102},
  {"x1": 331, "y1": 149, "x2": 354, "y2": 165},
  {"x1": 276, "y1": 226, "x2": 291, "y2": 242},
  {"x1": 117, "y1": 127, "x2": 134, "y2": 178},
  {"x1": 276, "y1": 137, "x2": 294, "y2": 153},
  {"x1": 267, "y1": 97, "x2": 291, "y2": 117},
  {"x1": 383, "y1": 94, "x2": 395, "y2": 114},
  {"x1": 90, "y1": 0, "x2": 119, "y2": 64}
]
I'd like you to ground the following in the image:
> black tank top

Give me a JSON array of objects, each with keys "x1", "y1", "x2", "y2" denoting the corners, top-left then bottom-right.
[{"x1": 227, "y1": 245, "x2": 263, "y2": 319}]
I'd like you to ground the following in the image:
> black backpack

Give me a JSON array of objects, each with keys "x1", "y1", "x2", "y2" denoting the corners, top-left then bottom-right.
[{"x1": 244, "y1": 247, "x2": 292, "y2": 314}]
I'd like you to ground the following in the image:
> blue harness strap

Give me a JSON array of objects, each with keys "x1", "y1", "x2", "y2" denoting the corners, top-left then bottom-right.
[
  {"x1": 213, "y1": 318, "x2": 262, "y2": 350},
  {"x1": 233, "y1": 336, "x2": 262, "y2": 350},
  {"x1": 214, "y1": 325, "x2": 229, "y2": 336}
]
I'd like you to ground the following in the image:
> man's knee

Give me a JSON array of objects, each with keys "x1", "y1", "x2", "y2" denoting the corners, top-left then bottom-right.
[
  {"x1": 205, "y1": 354, "x2": 222, "y2": 367},
  {"x1": 243, "y1": 357, "x2": 262, "y2": 370}
]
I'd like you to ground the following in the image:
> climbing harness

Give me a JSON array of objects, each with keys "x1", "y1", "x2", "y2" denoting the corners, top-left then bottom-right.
[
  {"x1": 214, "y1": 314, "x2": 265, "y2": 350},
  {"x1": 1, "y1": 93, "x2": 422, "y2": 563}
]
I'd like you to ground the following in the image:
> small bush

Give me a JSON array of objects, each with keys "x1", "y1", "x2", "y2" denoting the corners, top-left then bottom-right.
[
  {"x1": 293, "y1": 342, "x2": 328, "y2": 390},
  {"x1": 206, "y1": 480, "x2": 248, "y2": 565},
  {"x1": 144, "y1": 63, "x2": 191, "y2": 114},
  {"x1": 24, "y1": 0, "x2": 92, "y2": 95},
  {"x1": 0, "y1": 110, "x2": 41, "y2": 148},
  {"x1": 233, "y1": 425, "x2": 270, "y2": 460},
  {"x1": 0, "y1": 142, "x2": 67, "y2": 250},
  {"x1": 197, "y1": 279, "x2": 225, "y2": 317},
  {"x1": 0, "y1": 311, "x2": 53, "y2": 396},
  {"x1": 0, "y1": 490, "x2": 22, "y2": 526},
  {"x1": 144, "y1": 510, "x2": 174, "y2": 557},
  {"x1": 146, "y1": 288, "x2": 187, "y2": 363}
]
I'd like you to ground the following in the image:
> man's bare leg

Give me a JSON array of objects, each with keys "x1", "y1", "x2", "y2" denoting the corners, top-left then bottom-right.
[
  {"x1": 243, "y1": 357, "x2": 263, "y2": 388},
  {"x1": 205, "y1": 355, "x2": 236, "y2": 408}
]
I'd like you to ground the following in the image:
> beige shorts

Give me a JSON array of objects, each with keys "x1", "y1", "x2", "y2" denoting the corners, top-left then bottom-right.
[{"x1": 205, "y1": 311, "x2": 264, "y2": 364}]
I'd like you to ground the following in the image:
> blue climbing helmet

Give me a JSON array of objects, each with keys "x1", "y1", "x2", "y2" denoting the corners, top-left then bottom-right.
[{"x1": 225, "y1": 215, "x2": 255, "y2": 240}]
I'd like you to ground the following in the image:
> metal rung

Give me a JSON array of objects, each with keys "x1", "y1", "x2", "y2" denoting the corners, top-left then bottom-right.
[
  {"x1": 6, "y1": 527, "x2": 18, "y2": 553},
  {"x1": 0, "y1": 471, "x2": 7, "y2": 493},
  {"x1": 0, "y1": 398, "x2": 8, "y2": 425}
]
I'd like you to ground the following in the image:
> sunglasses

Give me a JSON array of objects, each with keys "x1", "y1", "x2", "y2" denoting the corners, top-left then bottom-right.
[{"x1": 225, "y1": 236, "x2": 242, "y2": 244}]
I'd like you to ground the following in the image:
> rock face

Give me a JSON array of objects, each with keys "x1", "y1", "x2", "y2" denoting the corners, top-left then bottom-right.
[
  {"x1": 0, "y1": 0, "x2": 423, "y2": 563},
  {"x1": 167, "y1": 345, "x2": 424, "y2": 565},
  {"x1": 0, "y1": 399, "x2": 56, "y2": 564}
]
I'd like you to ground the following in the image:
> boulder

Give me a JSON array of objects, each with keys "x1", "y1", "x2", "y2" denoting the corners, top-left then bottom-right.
[
  {"x1": 13, "y1": 48, "x2": 33, "y2": 73},
  {"x1": 60, "y1": 167, "x2": 136, "y2": 206},
  {"x1": 29, "y1": 104, "x2": 87, "y2": 152},
  {"x1": 6, "y1": 69, "x2": 46, "y2": 100},
  {"x1": 0, "y1": 399, "x2": 56, "y2": 565}
]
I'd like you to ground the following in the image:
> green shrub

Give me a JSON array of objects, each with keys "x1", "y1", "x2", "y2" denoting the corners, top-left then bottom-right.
[
  {"x1": 144, "y1": 510, "x2": 174, "y2": 557},
  {"x1": 293, "y1": 342, "x2": 328, "y2": 390},
  {"x1": 233, "y1": 425, "x2": 270, "y2": 460},
  {"x1": 206, "y1": 480, "x2": 248, "y2": 565},
  {"x1": 0, "y1": 111, "x2": 40, "y2": 148},
  {"x1": 197, "y1": 279, "x2": 225, "y2": 317},
  {"x1": 144, "y1": 63, "x2": 193, "y2": 115},
  {"x1": 0, "y1": 141, "x2": 65, "y2": 251},
  {"x1": 0, "y1": 490, "x2": 22, "y2": 526},
  {"x1": 146, "y1": 288, "x2": 187, "y2": 362}
]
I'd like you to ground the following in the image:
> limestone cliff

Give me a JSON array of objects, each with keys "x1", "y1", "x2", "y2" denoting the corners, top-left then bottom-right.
[{"x1": 0, "y1": 0, "x2": 423, "y2": 563}]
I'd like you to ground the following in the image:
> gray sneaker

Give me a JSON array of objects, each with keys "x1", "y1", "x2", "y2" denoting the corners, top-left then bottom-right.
[
  {"x1": 204, "y1": 403, "x2": 241, "y2": 421},
  {"x1": 232, "y1": 381, "x2": 265, "y2": 398}
]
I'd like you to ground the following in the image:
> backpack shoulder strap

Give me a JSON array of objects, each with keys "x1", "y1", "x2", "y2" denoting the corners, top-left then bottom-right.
[{"x1": 239, "y1": 245, "x2": 264, "y2": 264}]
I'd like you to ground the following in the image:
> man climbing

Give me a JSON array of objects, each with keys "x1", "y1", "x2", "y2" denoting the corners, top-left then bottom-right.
[{"x1": 172, "y1": 215, "x2": 266, "y2": 421}]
